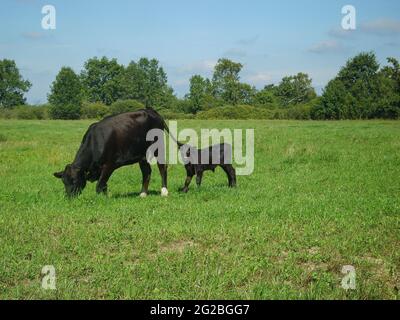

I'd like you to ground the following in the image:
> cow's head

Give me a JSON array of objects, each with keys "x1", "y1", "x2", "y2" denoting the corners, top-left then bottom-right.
[{"x1": 53, "y1": 164, "x2": 87, "y2": 197}]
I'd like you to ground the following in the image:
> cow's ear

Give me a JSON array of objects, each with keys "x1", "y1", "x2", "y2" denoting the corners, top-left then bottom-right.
[{"x1": 53, "y1": 171, "x2": 64, "y2": 179}]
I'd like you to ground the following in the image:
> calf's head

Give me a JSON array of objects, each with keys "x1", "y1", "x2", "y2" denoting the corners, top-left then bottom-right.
[
  {"x1": 54, "y1": 164, "x2": 87, "y2": 197},
  {"x1": 180, "y1": 144, "x2": 198, "y2": 164}
]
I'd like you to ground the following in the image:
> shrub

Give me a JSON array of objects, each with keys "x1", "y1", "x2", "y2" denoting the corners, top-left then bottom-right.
[
  {"x1": 0, "y1": 107, "x2": 14, "y2": 119},
  {"x1": 0, "y1": 105, "x2": 50, "y2": 120},
  {"x1": 196, "y1": 105, "x2": 271, "y2": 120},
  {"x1": 195, "y1": 103, "x2": 316, "y2": 120},
  {"x1": 30, "y1": 104, "x2": 49, "y2": 119},
  {"x1": 81, "y1": 102, "x2": 109, "y2": 119},
  {"x1": 109, "y1": 99, "x2": 144, "y2": 115},
  {"x1": 14, "y1": 105, "x2": 36, "y2": 119},
  {"x1": 285, "y1": 104, "x2": 312, "y2": 120},
  {"x1": 49, "y1": 104, "x2": 81, "y2": 120},
  {"x1": 267, "y1": 109, "x2": 286, "y2": 120},
  {"x1": 159, "y1": 110, "x2": 195, "y2": 120}
]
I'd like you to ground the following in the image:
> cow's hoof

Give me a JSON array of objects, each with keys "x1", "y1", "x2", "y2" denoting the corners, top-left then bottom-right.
[
  {"x1": 161, "y1": 187, "x2": 169, "y2": 197},
  {"x1": 139, "y1": 192, "x2": 148, "y2": 198}
]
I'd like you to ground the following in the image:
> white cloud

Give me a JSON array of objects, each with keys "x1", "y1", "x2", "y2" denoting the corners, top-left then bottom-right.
[
  {"x1": 236, "y1": 35, "x2": 259, "y2": 46},
  {"x1": 21, "y1": 32, "x2": 47, "y2": 40},
  {"x1": 171, "y1": 79, "x2": 188, "y2": 86},
  {"x1": 360, "y1": 18, "x2": 400, "y2": 35},
  {"x1": 384, "y1": 42, "x2": 399, "y2": 47},
  {"x1": 308, "y1": 40, "x2": 343, "y2": 54},
  {"x1": 15, "y1": 0, "x2": 37, "y2": 5},
  {"x1": 223, "y1": 48, "x2": 247, "y2": 58},
  {"x1": 328, "y1": 27, "x2": 355, "y2": 39},
  {"x1": 245, "y1": 72, "x2": 272, "y2": 85},
  {"x1": 177, "y1": 60, "x2": 216, "y2": 74}
]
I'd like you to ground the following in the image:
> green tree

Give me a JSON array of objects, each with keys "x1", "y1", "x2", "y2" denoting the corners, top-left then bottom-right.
[
  {"x1": 337, "y1": 52, "x2": 380, "y2": 88},
  {"x1": 48, "y1": 67, "x2": 83, "y2": 119},
  {"x1": 337, "y1": 52, "x2": 383, "y2": 118},
  {"x1": 186, "y1": 75, "x2": 214, "y2": 113},
  {"x1": 158, "y1": 86, "x2": 178, "y2": 110},
  {"x1": 212, "y1": 58, "x2": 244, "y2": 105},
  {"x1": 275, "y1": 72, "x2": 316, "y2": 107},
  {"x1": 81, "y1": 57, "x2": 124, "y2": 105},
  {"x1": 381, "y1": 57, "x2": 400, "y2": 91},
  {"x1": 312, "y1": 79, "x2": 352, "y2": 119},
  {"x1": 375, "y1": 57, "x2": 400, "y2": 118},
  {"x1": 315, "y1": 52, "x2": 399, "y2": 119},
  {"x1": 120, "y1": 58, "x2": 171, "y2": 109},
  {"x1": 0, "y1": 59, "x2": 31, "y2": 108},
  {"x1": 238, "y1": 83, "x2": 256, "y2": 105},
  {"x1": 253, "y1": 85, "x2": 278, "y2": 108}
]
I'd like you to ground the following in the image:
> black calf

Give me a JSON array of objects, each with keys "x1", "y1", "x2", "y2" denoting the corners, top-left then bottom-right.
[{"x1": 180, "y1": 143, "x2": 237, "y2": 193}]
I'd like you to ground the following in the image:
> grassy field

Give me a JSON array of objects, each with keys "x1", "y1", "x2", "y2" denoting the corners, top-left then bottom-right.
[{"x1": 0, "y1": 119, "x2": 399, "y2": 300}]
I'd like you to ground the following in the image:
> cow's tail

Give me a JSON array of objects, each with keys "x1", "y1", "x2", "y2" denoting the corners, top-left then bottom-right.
[{"x1": 162, "y1": 119, "x2": 184, "y2": 148}]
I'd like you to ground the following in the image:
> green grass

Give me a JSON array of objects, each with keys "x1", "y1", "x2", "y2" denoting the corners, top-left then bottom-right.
[{"x1": 0, "y1": 119, "x2": 399, "y2": 300}]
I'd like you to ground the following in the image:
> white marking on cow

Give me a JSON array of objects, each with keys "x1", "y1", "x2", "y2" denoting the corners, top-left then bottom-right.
[
  {"x1": 139, "y1": 192, "x2": 147, "y2": 198},
  {"x1": 161, "y1": 187, "x2": 169, "y2": 197}
]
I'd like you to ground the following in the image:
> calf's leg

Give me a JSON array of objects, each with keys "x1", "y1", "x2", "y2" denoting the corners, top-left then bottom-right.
[
  {"x1": 181, "y1": 174, "x2": 194, "y2": 193},
  {"x1": 180, "y1": 165, "x2": 195, "y2": 193},
  {"x1": 196, "y1": 170, "x2": 203, "y2": 187},
  {"x1": 221, "y1": 164, "x2": 237, "y2": 187}
]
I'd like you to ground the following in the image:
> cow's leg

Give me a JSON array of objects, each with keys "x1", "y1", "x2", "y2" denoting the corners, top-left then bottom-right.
[
  {"x1": 157, "y1": 162, "x2": 168, "y2": 197},
  {"x1": 196, "y1": 170, "x2": 204, "y2": 187},
  {"x1": 139, "y1": 160, "x2": 152, "y2": 198},
  {"x1": 96, "y1": 165, "x2": 114, "y2": 194},
  {"x1": 221, "y1": 164, "x2": 237, "y2": 187}
]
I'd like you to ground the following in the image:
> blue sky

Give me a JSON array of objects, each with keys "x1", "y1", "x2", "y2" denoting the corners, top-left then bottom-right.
[{"x1": 1, "y1": 0, "x2": 399, "y2": 104}]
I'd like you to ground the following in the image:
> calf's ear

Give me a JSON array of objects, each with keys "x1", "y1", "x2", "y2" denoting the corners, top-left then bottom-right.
[{"x1": 53, "y1": 171, "x2": 64, "y2": 179}]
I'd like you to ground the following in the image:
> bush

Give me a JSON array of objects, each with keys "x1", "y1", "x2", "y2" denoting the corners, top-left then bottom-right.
[
  {"x1": 267, "y1": 109, "x2": 286, "y2": 120},
  {"x1": 159, "y1": 110, "x2": 195, "y2": 120},
  {"x1": 196, "y1": 105, "x2": 271, "y2": 120},
  {"x1": 32, "y1": 105, "x2": 50, "y2": 119},
  {"x1": 0, "y1": 107, "x2": 14, "y2": 119},
  {"x1": 49, "y1": 104, "x2": 81, "y2": 120},
  {"x1": 0, "y1": 105, "x2": 49, "y2": 120},
  {"x1": 81, "y1": 102, "x2": 109, "y2": 119},
  {"x1": 195, "y1": 103, "x2": 317, "y2": 120},
  {"x1": 285, "y1": 104, "x2": 313, "y2": 120},
  {"x1": 14, "y1": 105, "x2": 36, "y2": 119},
  {"x1": 109, "y1": 99, "x2": 144, "y2": 115}
]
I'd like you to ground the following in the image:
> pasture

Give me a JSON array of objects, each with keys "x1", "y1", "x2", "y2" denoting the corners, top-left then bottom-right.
[{"x1": 0, "y1": 119, "x2": 399, "y2": 299}]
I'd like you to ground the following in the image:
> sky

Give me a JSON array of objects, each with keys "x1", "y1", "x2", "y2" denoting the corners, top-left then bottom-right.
[{"x1": 1, "y1": 0, "x2": 399, "y2": 104}]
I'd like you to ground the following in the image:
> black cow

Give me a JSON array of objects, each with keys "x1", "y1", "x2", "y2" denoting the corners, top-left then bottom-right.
[
  {"x1": 54, "y1": 108, "x2": 177, "y2": 198},
  {"x1": 180, "y1": 143, "x2": 237, "y2": 193}
]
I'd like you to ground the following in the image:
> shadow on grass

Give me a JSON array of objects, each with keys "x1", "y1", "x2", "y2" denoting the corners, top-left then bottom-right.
[
  {"x1": 111, "y1": 190, "x2": 160, "y2": 199},
  {"x1": 111, "y1": 183, "x2": 235, "y2": 199}
]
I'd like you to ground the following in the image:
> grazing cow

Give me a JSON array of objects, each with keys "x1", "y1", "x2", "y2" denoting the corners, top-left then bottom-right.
[
  {"x1": 180, "y1": 143, "x2": 237, "y2": 193},
  {"x1": 54, "y1": 108, "x2": 177, "y2": 198}
]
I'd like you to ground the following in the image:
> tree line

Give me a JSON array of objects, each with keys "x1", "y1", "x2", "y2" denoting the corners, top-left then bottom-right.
[{"x1": 0, "y1": 52, "x2": 399, "y2": 120}]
